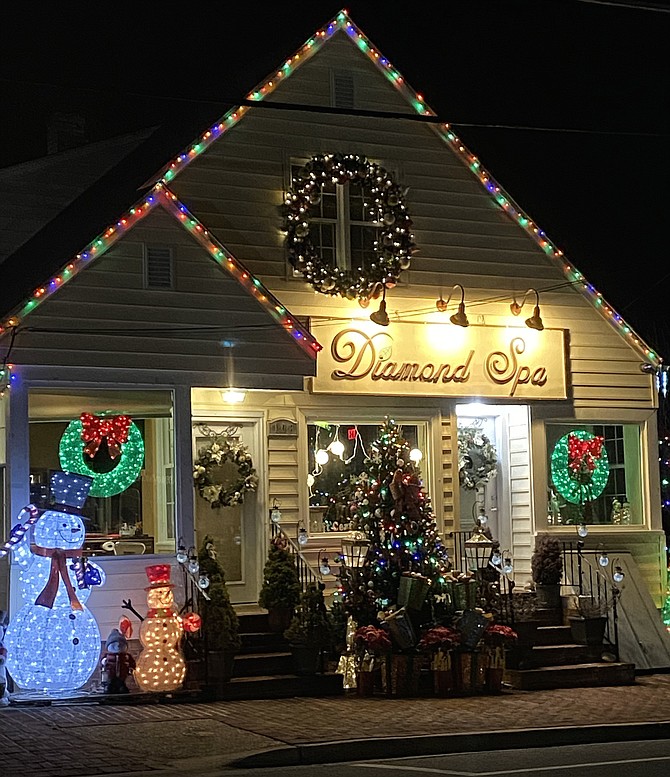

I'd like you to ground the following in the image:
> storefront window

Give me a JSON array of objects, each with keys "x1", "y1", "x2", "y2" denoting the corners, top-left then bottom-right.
[
  {"x1": 28, "y1": 389, "x2": 175, "y2": 555},
  {"x1": 308, "y1": 422, "x2": 420, "y2": 532},
  {"x1": 546, "y1": 422, "x2": 642, "y2": 526}
]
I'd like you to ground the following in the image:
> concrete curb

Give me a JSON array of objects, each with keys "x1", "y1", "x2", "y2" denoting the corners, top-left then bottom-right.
[{"x1": 229, "y1": 721, "x2": 670, "y2": 768}]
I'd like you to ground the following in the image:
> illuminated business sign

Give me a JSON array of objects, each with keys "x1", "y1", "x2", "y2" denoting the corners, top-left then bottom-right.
[{"x1": 311, "y1": 321, "x2": 567, "y2": 399}]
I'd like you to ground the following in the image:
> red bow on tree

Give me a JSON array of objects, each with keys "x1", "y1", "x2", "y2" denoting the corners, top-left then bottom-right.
[
  {"x1": 567, "y1": 434, "x2": 604, "y2": 476},
  {"x1": 80, "y1": 413, "x2": 131, "y2": 459}
]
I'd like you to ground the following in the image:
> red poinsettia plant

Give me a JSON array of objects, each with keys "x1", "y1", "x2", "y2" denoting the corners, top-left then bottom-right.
[
  {"x1": 483, "y1": 623, "x2": 518, "y2": 646},
  {"x1": 417, "y1": 625, "x2": 461, "y2": 653},
  {"x1": 354, "y1": 625, "x2": 392, "y2": 655}
]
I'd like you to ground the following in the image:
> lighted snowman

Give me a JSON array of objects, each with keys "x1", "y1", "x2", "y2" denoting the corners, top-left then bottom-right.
[
  {"x1": 135, "y1": 564, "x2": 186, "y2": 692},
  {"x1": 2, "y1": 472, "x2": 105, "y2": 692}
]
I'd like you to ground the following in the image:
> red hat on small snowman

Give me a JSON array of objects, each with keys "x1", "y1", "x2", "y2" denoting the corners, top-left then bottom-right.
[{"x1": 144, "y1": 563, "x2": 175, "y2": 590}]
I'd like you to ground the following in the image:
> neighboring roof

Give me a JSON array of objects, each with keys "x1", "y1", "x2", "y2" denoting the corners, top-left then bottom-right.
[
  {"x1": 0, "y1": 128, "x2": 154, "y2": 264},
  {"x1": 0, "y1": 8, "x2": 660, "y2": 367}
]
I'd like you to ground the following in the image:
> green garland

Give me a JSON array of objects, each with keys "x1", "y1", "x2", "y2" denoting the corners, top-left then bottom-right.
[
  {"x1": 458, "y1": 425, "x2": 498, "y2": 491},
  {"x1": 283, "y1": 153, "x2": 415, "y2": 301},
  {"x1": 193, "y1": 433, "x2": 259, "y2": 509}
]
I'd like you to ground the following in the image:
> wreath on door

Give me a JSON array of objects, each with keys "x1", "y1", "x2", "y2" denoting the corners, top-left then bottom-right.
[
  {"x1": 458, "y1": 424, "x2": 498, "y2": 491},
  {"x1": 283, "y1": 153, "x2": 415, "y2": 301},
  {"x1": 193, "y1": 427, "x2": 259, "y2": 509}
]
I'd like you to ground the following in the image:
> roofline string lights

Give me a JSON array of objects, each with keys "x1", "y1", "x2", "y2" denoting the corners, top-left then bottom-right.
[
  {"x1": 158, "y1": 186, "x2": 321, "y2": 357},
  {"x1": 149, "y1": 8, "x2": 659, "y2": 368},
  {"x1": 0, "y1": 193, "x2": 158, "y2": 337},
  {"x1": 0, "y1": 184, "x2": 320, "y2": 360}
]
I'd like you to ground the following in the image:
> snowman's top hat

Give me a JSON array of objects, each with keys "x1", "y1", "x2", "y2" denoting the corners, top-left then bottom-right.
[
  {"x1": 144, "y1": 563, "x2": 175, "y2": 590},
  {"x1": 50, "y1": 471, "x2": 93, "y2": 509}
]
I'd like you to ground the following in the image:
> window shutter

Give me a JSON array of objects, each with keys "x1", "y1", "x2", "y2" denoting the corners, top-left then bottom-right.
[{"x1": 144, "y1": 245, "x2": 173, "y2": 289}]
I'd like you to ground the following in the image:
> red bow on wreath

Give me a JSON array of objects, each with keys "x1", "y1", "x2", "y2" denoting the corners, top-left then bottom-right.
[
  {"x1": 80, "y1": 412, "x2": 131, "y2": 459},
  {"x1": 567, "y1": 433, "x2": 604, "y2": 476}
]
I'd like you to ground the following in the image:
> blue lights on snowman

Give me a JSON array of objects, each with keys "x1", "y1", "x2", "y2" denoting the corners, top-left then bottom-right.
[{"x1": 2, "y1": 472, "x2": 105, "y2": 692}]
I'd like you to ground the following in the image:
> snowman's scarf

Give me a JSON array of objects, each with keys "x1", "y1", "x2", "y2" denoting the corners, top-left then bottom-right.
[{"x1": 30, "y1": 544, "x2": 84, "y2": 610}]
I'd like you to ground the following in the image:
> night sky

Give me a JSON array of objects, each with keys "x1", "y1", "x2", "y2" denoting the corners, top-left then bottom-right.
[{"x1": 3, "y1": 1, "x2": 668, "y2": 354}]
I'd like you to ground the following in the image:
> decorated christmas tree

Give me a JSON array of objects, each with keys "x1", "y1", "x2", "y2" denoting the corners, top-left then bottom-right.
[{"x1": 339, "y1": 418, "x2": 452, "y2": 627}]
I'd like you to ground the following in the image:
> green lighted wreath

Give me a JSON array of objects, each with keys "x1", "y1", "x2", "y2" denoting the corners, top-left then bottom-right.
[
  {"x1": 550, "y1": 430, "x2": 609, "y2": 505},
  {"x1": 59, "y1": 419, "x2": 145, "y2": 498},
  {"x1": 283, "y1": 153, "x2": 415, "y2": 301}
]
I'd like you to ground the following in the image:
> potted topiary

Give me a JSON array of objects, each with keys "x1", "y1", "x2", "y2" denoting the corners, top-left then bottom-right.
[
  {"x1": 197, "y1": 535, "x2": 242, "y2": 696},
  {"x1": 258, "y1": 535, "x2": 302, "y2": 633},
  {"x1": 283, "y1": 582, "x2": 333, "y2": 675},
  {"x1": 531, "y1": 534, "x2": 563, "y2": 609}
]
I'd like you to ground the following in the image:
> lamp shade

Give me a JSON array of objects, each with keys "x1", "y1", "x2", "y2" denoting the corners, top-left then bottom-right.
[
  {"x1": 340, "y1": 533, "x2": 370, "y2": 570},
  {"x1": 464, "y1": 527, "x2": 496, "y2": 572}
]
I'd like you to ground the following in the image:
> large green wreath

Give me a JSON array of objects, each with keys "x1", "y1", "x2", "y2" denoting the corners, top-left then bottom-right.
[
  {"x1": 283, "y1": 153, "x2": 415, "y2": 301},
  {"x1": 193, "y1": 433, "x2": 259, "y2": 509},
  {"x1": 59, "y1": 419, "x2": 145, "y2": 498},
  {"x1": 550, "y1": 430, "x2": 609, "y2": 505}
]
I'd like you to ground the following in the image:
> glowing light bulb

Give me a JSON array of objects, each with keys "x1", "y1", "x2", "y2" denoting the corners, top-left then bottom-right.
[
  {"x1": 577, "y1": 523, "x2": 589, "y2": 538},
  {"x1": 328, "y1": 439, "x2": 345, "y2": 458},
  {"x1": 490, "y1": 550, "x2": 502, "y2": 567},
  {"x1": 271, "y1": 507, "x2": 282, "y2": 523},
  {"x1": 306, "y1": 474, "x2": 315, "y2": 487},
  {"x1": 319, "y1": 557, "x2": 331, "y2": 575},
  {"x1": 315, "y1": 448, "x2": 329, "y2": 466},
  {"x1": 613, "y1": 567, "x2": 625, "y2": 584},
  {"x1": 198, "y1": 573, "x2": 210, "y2": 589},
  {"x1": 599, "y1": 552, "x2": 609, "y2": 567},
  {"x1": 409, "y1": 448, "x2": 423, "y2": 464},
  {"x1": 298, "y1": 528, "x2": 308, "y2": 546},
  {"x1": 503, "y1": 558, "x2": 514, "y2": 575},
  {"x1": 176, "y1": 544, "x2": 188, "y2": 564}
]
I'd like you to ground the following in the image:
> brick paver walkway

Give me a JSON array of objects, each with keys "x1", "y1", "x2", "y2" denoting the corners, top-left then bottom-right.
[{"x1": 1, "y1": 674, "x2": 669, "y2": 776}]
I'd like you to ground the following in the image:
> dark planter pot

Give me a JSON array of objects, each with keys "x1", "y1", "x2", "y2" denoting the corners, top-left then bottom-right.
[
  {"x1": 206, "y1": 650, "x2": 236, "y2": 697},
  {"x1": 289, "y1": 643, "x2": 321, "y2": 675},
  {"x1": 535, "y1": 583, "x2": 561, "y2": 610},
  {"x1": 267, "y1": 606, "x2": 293, "y2": 634},
  {"x1": 569, "y1": 616, "x2": 607, "y2": 646}
]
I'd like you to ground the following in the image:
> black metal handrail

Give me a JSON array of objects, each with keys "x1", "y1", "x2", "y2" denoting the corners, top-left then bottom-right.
[{"x1": 561, "y1": 540, "x2": 620, "y2": 661}]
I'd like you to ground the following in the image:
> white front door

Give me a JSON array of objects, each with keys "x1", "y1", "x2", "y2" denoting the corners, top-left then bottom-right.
[{"x1": 192, "y1": 418, "x2": 263, "y2": 606}]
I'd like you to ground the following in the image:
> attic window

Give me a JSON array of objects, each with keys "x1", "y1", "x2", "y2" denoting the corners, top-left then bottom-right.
[
  {"x1": 144, "y1": 245, "x2": 174, "y2": 289},
  {"x1": 332, "y1": 71, "x2": 355, "y2": 110}
]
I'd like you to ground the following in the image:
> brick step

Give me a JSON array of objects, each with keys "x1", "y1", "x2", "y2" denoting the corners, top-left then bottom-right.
[
  {"x1": 528, "y1": 643, "x2": 604, "y2": 666},
  {"x1": 204, "y1": 672, "x2": 344, "y2": 700},
  {"x1": 533, "y1": 625, "x2": 576, "y2": 645},
  {"x1": 504, "y1": 662, "x2": 636, "y2": 691},
  {"x1": 233, "y1": 651, "x2": 294, "y2": 677},
  {"x1": 239, "y1": 631, "x2": 290, "y2": 654}
]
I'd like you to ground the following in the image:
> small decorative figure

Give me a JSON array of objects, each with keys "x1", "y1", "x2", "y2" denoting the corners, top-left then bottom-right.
[
  {"x1": 611, "y1": 497, "x2": 622, "y2": 525},
  {"x1": 621, "y1": 500, "x2": 632, "y2": 525},
  {"x1": 100, "y1": 618, "x2": 136, "y2": 694}
]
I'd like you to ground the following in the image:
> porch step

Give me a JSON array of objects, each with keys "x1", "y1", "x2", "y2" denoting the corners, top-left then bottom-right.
[
  {"x1": 233, "y1": 651, "x2": 294, "y2": 677},
  {"x1": 504, "y1": 661, "x2": 636, "y2": 691}
]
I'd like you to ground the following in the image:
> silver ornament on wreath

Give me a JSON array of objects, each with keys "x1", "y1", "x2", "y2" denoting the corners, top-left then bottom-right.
[{"x1": 283, "y1": 153, "x2": 416, "y2": 301}]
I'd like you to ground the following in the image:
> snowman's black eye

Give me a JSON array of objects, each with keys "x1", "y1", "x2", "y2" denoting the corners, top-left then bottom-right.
[{"x1": 62, "y1": 523, "x2": 67, "y2": 527}]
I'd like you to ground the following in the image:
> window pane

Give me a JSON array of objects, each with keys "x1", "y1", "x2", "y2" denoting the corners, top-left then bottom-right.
[
  {"x1": 546, "y1": 422, "x2": 642, "y2": 526},
  {"x1": 308, "y1": 423, "x2": 420, "y2": 532},
  {"x1": 351, "y1": 225, "x2": 379, "y2": 271},
  {"x1": 28, "y1": 389, "x2": 176, "y2": 555}
]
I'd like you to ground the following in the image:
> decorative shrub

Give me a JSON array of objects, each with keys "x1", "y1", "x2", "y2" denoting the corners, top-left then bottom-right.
[
  {"x1": 258, "y1": 535, "x2": 302, "y2": 612},
  {"x1": 197, "y1": 535, "x2": 241, "y2": 653},
  {"x1": 531, "y1": 534, "x2": 563, "y2": 585}
]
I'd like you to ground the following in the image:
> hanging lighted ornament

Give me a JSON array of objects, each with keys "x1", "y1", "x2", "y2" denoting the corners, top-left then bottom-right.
[
  {"x1": 270, "y1": 500, "x2": 282, "y2": 524},
  {"x1": 59, "y1": 412, "x2": 145, "y2": 498},
  {"x1": 2, "y1": 472, "x2": 106, "y2": 692},
  {"x1": 315, "y1": 448, "x2": 329, "y2": 466},
  {"x1": 298, "y1": 527, "x2": 309, "y2": 546},
  {"x1": 176, "y1": 542, "x2": 188, "y2": 565},
  {"x1": 135, "y1": 564, "x2": 186, "y2": 692}
]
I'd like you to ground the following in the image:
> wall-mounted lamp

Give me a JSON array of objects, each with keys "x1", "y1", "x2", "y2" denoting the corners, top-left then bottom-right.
[
  {"x1": 510, "y1": 288, "x2": 544, "y2": 331},
  {"x1": 370, "y1": 285, "x2": 390, "y2": 327},
  {"x1": 435, "y1": 283, "x2": 469, "y2": 327}
]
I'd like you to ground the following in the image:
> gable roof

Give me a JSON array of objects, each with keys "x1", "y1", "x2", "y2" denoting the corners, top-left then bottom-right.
[{"x1": 0, "y1": 9, "x2": 659, "y2": 368}]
